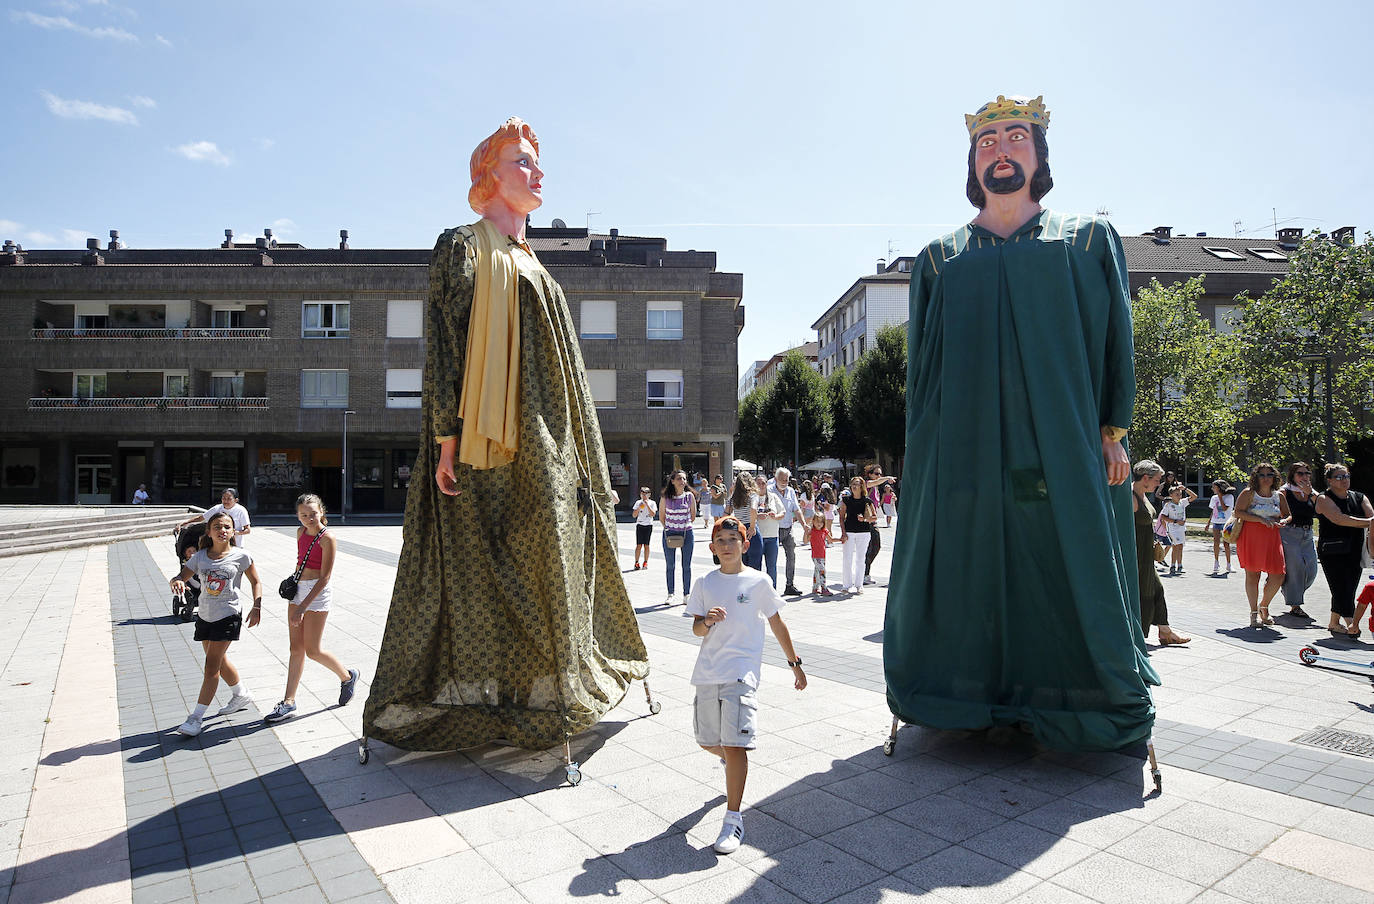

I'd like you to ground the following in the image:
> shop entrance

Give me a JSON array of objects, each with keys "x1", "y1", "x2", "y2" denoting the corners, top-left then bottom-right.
[
  {"x1": 310, "y1": 447, "x2": 342, "y2": 514},
  {"x1": 659, "y1": 452, "x2": 709, "y2": 486},
  {"x1": 76, "y1": 454, "x2": 113, "y2": 504}
]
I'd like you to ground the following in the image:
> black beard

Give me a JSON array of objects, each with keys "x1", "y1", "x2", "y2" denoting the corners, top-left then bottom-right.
[{"x1": 981, "y1": 160, "x2": 1026, "y2": 195}]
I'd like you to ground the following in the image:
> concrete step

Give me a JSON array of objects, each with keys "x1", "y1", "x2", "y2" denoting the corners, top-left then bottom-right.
[{"x1": 0, "y1": 507, "x2": 200, "y2": 559}]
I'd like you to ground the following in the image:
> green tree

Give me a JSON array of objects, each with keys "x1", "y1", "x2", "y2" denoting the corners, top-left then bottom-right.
[
  {"x1": 850, "y1": 323, "x2": 907, "y2": 465},
  {"x1": 1231, "y1": 231, "x2": 1374, "y2": 469},
  {"x1": 1130, "y1": 276, "x2": 1240, "y2": 477},
  {"x1": 758, "y1": 351, "x2": 828, "y2": 467},
  {"x1": 824, "y1": 366, "x2": 865, "y2": 466},
  {"x1": 736, "y1": 385, "x2": 769, "y2": 466}
]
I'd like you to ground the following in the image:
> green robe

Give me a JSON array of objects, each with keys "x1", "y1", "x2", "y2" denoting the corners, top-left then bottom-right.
[
  {"x1": 362, "y1": 225, "x2": 650, "y2": 751},
  {"x1": 884, "y1": 210, "x2": 1159, "y2": 752}
]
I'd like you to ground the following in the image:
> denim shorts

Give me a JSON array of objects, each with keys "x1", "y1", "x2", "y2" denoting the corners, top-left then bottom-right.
[{"x1": 693, "y1": 681, "x2": 758, "y2": 750}]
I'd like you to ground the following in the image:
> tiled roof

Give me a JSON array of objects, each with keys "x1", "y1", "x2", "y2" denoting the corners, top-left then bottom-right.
[{"x1": 1122, "y1": 235, "x2": 1292, "y2": 274}]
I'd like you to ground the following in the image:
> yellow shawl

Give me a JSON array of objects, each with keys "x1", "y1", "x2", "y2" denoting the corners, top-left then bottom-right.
[{"x1": 457, "y1": 218, "x2": 522, "y2": 469}]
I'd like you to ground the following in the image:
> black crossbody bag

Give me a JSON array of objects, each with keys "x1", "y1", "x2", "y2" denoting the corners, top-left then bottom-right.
[{"x1": 279, "y1": 529, "x2": 325, "y2": 601}]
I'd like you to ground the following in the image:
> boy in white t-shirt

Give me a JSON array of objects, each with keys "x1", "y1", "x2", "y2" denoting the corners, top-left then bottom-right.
[{"x1": 687, "y1": 516, "x2": 807, "y2": 854}]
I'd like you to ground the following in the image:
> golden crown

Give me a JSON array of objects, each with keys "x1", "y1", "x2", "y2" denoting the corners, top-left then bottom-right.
[{"x1": 965, "y1": 95, "x2": 1050, "y2": 139}]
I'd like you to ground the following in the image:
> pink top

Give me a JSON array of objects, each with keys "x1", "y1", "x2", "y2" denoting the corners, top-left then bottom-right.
[{"x1": 297, "y1": 530, "x2": 324, "y2": 570}]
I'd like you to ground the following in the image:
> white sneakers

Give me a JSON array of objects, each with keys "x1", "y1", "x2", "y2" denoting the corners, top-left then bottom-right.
[
  {"x1": 216, "y1": 692, "x2": 253, "y2": 716},
  {"x1": 713, "y1": 814, "x2": 744, "y2": 854},
  {"x1": 175, "y1": 715, "x2": 202, "y2": 737},
  {"x1": 665, "y1": 593, "x2": 679, "y2": 607}
]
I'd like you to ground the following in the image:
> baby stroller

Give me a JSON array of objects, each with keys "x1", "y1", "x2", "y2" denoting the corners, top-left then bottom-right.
[{"x1": 171, "y1": 523, "x2": 206, "y2": 622}]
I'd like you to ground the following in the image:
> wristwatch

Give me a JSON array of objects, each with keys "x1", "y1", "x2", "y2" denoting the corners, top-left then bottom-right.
[{"x1": 787, "y1": 657, "x2": 803, "y2": 668}]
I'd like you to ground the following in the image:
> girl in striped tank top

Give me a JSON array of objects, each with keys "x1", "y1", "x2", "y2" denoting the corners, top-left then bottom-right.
[{"x1": 659, "y1": 470, "x2": 697, "y2": 606}]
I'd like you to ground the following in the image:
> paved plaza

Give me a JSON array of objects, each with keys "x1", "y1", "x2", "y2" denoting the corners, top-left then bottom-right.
[{"x1": 2, "y1": 521, "x2": 1374, "y2": 904}]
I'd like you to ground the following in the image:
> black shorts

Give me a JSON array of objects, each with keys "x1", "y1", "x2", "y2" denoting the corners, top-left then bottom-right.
[
  {"x1": 636, "y1": 524, "x2": 654, "y2": 545},
  {"x1": 194, "y1": 612, "x2": 242, "y2": 642}
]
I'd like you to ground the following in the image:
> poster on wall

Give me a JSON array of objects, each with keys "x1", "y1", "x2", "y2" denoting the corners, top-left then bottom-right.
[
  {"x1": 607, "y1": 452, "x2": 629, "y2": 485},
  {"x1": 255, "y1": 448, "x2": 304, "y2": 488},
  {"x1": 1, "y1": 448, "x2": 40, "y2": 488}
]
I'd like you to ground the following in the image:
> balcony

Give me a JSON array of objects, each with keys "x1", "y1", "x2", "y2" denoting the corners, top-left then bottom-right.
[
  {"x1": 28, "y1": 396, "x2": 269, "y2": 410},
  {"x1": 30, "y1": 328, "x2": 271, "y2": 339}
]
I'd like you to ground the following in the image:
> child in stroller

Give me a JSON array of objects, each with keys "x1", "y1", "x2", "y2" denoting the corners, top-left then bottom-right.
[{"x1": 172, "y1": 522, "x2": 207, "y2": 621}]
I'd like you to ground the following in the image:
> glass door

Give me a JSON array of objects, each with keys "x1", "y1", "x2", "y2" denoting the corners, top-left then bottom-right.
[{"x1": 75, "y1": 454, "x2": 113, "y2": 504}]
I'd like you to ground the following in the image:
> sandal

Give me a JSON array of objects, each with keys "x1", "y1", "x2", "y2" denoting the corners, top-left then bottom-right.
[
  {"x1": 1159, "y1": 632, "x2": 1192, "y2": 645},
  {"x1": 1259, "y1": 607, "x2": 1274, "y2": 626}
]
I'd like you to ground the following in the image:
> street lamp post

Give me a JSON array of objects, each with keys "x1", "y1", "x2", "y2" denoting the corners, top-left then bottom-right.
[
  {"x1": 1298, "y1": 352, "x2": 1336, "y2": 465},
  {"x1": 782, "y1": 407, "x2": 799, "y2": 471},
  {"x1": 341, "y1": 409, "x2": 356, "y2": 523}
]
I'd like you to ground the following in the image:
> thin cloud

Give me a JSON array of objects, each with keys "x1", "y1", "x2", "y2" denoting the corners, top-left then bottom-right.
[
  {"x1": 62, "y1": 228, "x2": 94, "y2": 243},
  {"x1": 256, "y1": 137, "x2": 275, "y2": 151},
  {"x1": 40, "y1": 90, "x2": 138, "y2": 125},
  {"x1": 128, "y1": 94, "x2": 156, "y2": 108},
  {"x1": 0, "y1": 219, "x2": 23, "y2": 236},
  {"x1": 10, "y1": 10, "x2": 137, "y2": 40},
  {"x1": 26, "y1": 230, "x2": 56, "y2": 244},
  {"x1": 173, "y1": 140, "x2": 230, "y2": 166},
  {"x1": 154, "y1": 33, "x2": 171, "y2": 46}
]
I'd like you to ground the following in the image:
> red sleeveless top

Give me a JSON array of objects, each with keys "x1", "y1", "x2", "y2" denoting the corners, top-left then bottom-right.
[{"x1": 297, "y1": 530, "x2": 325, "y2": 570}]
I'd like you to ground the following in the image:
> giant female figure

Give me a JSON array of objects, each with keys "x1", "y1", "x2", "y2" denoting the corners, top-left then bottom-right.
[{"x1": 362, "y1": 118, "x2": 650, "y2": 751}]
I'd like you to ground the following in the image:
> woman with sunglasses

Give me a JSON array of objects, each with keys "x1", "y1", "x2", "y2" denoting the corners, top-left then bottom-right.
[
  {"x1": 660, "y1": 470, "x2": 698, "y2": 606},
  {"x1": 1313, "y1": 463, "x2": 1374, "y2": 638},
  {"x1": 1278, "y1": 462, "x2": 1319, "y2": 618},
  {"x1": 1234, "y1": 462, "x2": 1290, "y2": 627}
]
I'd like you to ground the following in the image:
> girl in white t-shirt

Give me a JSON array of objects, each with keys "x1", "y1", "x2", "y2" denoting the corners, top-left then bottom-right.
[
  {"x1": 631, "y1": 487, "x2": 658, "y2": 570},
  {"x1": 1208, "y1": 481, "x2": 1236, "y2": 575},
  {"x1": 1161, "y1": 483, "x2": 1198, "y2": 576}
]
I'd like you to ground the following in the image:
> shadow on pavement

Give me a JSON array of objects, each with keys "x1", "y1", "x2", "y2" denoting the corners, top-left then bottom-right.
[{"x1": 1213, "y1": 626, "x2": 1285, "y2": 643}]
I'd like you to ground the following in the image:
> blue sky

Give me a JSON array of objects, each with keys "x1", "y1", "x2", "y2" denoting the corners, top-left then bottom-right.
[{"x1": 4, "y1": 0, "x2": 1370, "y2": 374}]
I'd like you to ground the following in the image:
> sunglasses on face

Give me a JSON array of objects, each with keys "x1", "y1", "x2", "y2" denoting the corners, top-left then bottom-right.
[
  {"x1": 1258, "y1": 472, "x2": 1276, "y2": 478},
  {"x1": 1331, "y1": 474, "x2": 1350, "y2": 480}
]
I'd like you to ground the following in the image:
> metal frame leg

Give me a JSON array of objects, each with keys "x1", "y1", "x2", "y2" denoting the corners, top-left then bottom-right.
[
  {"x1": 1147, "y1": 740, "x2": 1161, "y2": 792},
  {"x1": 644, "y1": 679, "x2": 662, "y2": 715},
  {"x1": 883, "y1": 715, "x2": 899, "y2": 756}
]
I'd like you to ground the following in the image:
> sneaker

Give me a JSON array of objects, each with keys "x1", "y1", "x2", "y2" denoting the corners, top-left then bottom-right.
[
  {"x1": 665, "y1": 594, "x2": 678, "y2": 606},
  {"x1": 820, "y1": 588, "x2": 833, "y2": 597},
  {"x1": 216, "y1": 692, "x2": 253, "y2": 717},
  {"x1": 863, "y1": 576, "x2": 876, "y2": 586},
  {"x1": 783, "y1": 585, "x2": 802, "y2": 597},
  {"x1": 1226, "y1": 563, "x2": 1234, "y2": 573},
  {"x1": 264, "y1": 700, "x2": 297, "y2": 724},
  {"x1": 713, "y1": 816, "x2": 744, "y2": 854},
  {"x1": 339, "y1": 668, "x2": 360, "y2": 706},
  {"x1": 175, "y1": 715, "x2": 203, "y2": 737}
]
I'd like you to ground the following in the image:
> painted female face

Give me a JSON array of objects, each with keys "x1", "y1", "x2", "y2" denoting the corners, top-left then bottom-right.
[{"x1": 491, "y1": 137, "x2": 543, "y2": 217}]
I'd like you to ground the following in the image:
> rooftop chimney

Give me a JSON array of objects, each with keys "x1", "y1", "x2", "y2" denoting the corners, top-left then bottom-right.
[
  {"x1": 1331, "y1": 225, "x2": 1355, "y2": 245},
  {"x1": 263, "y1": 227, "x2": 277, "y2": 249},
  {"x1": 1151, "y1": 226, "x2": 1172, "y2": 245},
  {"x1": 108, "y1": 229, "x2": 122, "y2": 250},
  {"x1": 1277, "y1": 227, "x2": 1303, "y2": 249},
  {"x1": 877, "y1": 259, "x2": 886, "y2": 274},
  {"x1": 339, "y1": 229, "x2": 349, "y2": 250},
  {"x1": 222, "y1": 228, "x2": 234, "y2": 249},
  {"x1": 82, "y1": 237, "x2": 104, "y2": 265},
  {"x1": 255, "y1": 237, "x2": 267, "y2": 250}
]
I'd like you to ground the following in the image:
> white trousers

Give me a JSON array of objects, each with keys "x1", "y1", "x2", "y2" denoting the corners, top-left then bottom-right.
[{"x1": 842, "y1": 532, "x2": 870, "y2": 588}]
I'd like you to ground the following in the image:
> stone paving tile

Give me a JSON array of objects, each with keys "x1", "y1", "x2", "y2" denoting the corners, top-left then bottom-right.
[
  {"x1": 1214, "y1": 857, "x2": 1368, "y2": 904},
  {"x1": 896, "y1": 845, "x2": 1039, "y2": 904},
  {"x1": 1050, "y1": 850, "x2": 1204, "y2": 904}
]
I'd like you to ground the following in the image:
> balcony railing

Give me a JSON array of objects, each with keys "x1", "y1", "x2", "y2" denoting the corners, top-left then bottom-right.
[
  {"x1": 30, "y1": 327, "x2": 271, "y2": 339},
  {"x1": 28, "y1": 396, "x2": 269, "y2": 410}
]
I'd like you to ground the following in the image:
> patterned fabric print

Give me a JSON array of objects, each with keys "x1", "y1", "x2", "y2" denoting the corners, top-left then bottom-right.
[{"x1": 363, "y1": 225, "x2": 650, "y2": 751}]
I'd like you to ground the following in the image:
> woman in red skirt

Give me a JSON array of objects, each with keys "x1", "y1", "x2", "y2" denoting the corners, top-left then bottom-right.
[{"x1": 1234, "y1": 462, "x2": 1290, "y2": 627}]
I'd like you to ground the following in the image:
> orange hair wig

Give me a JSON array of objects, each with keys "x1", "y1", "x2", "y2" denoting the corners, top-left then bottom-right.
[{"x1": 467, "y1": 117, "x2": 540, "y2": 215}]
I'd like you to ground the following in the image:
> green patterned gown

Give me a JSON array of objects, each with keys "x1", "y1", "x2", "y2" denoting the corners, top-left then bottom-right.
[
  {"x1": 884, "y1": 210, "x2": 1160, "y2": 752},
  {"x1": 362, "y1": 225, "x2": 650, "y2": 751}
]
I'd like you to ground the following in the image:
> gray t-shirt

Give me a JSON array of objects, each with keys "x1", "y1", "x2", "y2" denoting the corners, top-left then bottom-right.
[{"x1": 186, "y1": 547, "x2": 255, "y2": 622}]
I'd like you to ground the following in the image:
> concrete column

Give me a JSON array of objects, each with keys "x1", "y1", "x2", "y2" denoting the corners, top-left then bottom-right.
[
  {"x1": 150, "y1": 441, "x2": 165, "y2": 504},
  {"x1": 243, "y1": 438, "x2": 258, "y2": 511},
  {"x1": 56, "y1": 438, "x2": 71, "y2": 503}
]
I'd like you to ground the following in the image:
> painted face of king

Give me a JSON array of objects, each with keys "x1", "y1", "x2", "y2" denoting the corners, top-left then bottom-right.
[{"x1": 973, "y1": 121, "x2": 1035, "y2": 199}]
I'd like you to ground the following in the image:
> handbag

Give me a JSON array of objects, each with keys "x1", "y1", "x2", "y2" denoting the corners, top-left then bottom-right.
[
  {"x1": 1221, "y1": 516, "x2": 1243, "y2": 545},
  {"x1": 279, "y1": 529, "x2": 325, "y2": 600},
  {"x1": 1153, "y1": 540, "x2": 1167, "y2": 564},
  {"x1": 665, "y1": 530, "x2": 685, "y2": 549}
]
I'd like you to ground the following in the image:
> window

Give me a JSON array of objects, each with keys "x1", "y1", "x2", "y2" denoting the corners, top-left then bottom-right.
[
  {"x1": 74, "y1": 373, "x2": 107, "y2": 398},
  {"x1": 302, "y1": 301, "x2": 350, "y2": 338},
  {"x1": 212, "y1": 308, "x2": 244, "y2": 328},
  {"x1": 75, "y1": 314, "x2": 109, "y2": 333},
  {"x1": 302, "y1": 369, "x2": 349, "y2": 407},
  {"x1": 580, "y1": 300, "x2": 616, "y2": 339},
  {"x1": 385, "y1": 369, "x2": 422, "y2": 408},
  {"x1": 392, "y1": 448, "x2": 416, "y2": 489},
  {"x1": 1214, "y1": 304, "x2": 1240, "y2": 334},
  {"x1": 646, "y1": 369, "x2": 683, "y2": 408},
  {"x1": 1248, "y1": 247, "x2": 1287, "y2": 262},
  {"x1": 1202, "y1": 246, "x2": 1246, "y2": 261},
  {"x1": 164, "y1": 373, "x2": 188, "y2": 398},
  {"x1": 646, "y1": 301, "x2": 683, "y2": 340},
  {"x1": 858, "y1": 335, "x2": 866, "y2": 356},
  {"x1": 166, "y1": 448, "x2": 202, "y2": 488},
  {"x1": 586, "y1": 369, "x2": 616, "y2": 408},
  {"x1": 387, "y1": 300, "x2": 423, "y2": 337},
  {"x1": 211, "y1": 372, "x2": 244, "y2": 398},
  {"x1": 211, "y1": 449, "x2": 240, "y2": 488}
]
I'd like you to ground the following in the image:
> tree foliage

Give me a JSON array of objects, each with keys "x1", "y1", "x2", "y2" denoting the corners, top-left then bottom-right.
[
  {"x1": 824, "y1": 366, "x2": 866, "y2": 465},
  {"x1": 849, "y1": 323, "x2": 907, "y2": 463},
  {"x1": 757, "y1": 351, "x2": 829, "y2": 467},
  {"x1": 736, "y1": 386, "x2": 768, "y2": 466},
  {"x1": 1230, "y1": 231, "x2": 1374, "y2": 469},
  {"x1": 1129, "y1": 276, "x2": 1240, "y2": 476}
]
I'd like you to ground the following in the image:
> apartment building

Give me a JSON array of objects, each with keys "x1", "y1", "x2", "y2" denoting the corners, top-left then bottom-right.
[
  {"x1": 812, "y1": 257, "x2": 913, "y2": 377},
  {"x1": 0, "y1": 225, "x2": 743, "y2": 513}
]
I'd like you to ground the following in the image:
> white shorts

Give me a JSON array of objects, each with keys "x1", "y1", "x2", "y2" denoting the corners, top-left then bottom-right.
[
  {"x1": 292, "y1": 578, "x2": 333, "y2": 613},
  {"x1": 1165, "y1": 524, "x2": 1187, "y2": 546},
  {"x1": 693, "y1": 682, "x2": 758, "y2": 750}
]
